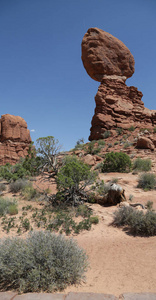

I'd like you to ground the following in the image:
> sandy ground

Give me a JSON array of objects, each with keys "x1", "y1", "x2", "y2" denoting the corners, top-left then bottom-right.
[
  {"x1": 64, "y1": 172, "x2": 156, "y2": 297},
  {"x1": 0, "y1": 172, "x2": 156, "y2": 297}
]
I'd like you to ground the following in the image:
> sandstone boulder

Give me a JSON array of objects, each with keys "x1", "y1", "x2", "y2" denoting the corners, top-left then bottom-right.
[
  {"x1": 83, "y1": 154, "x2": 96, "y2": 166},
  {"x1": 136, "y1": 137, "x2": 155, "y2": 150},
  {"x1": 81, "y1": 27, "x2": 135, "y2": 82},
  {"x1": 0, "y1": 114, "x2": 32, "y2": 165}
]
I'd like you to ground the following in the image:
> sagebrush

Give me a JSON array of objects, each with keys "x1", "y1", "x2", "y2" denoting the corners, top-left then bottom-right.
[
  {"x1": 133, "y1": 158, "x2": 151, "y2": 172},
  {"x1": 112, "y1": 206, "x2": 156, "y2": 236},
  {"x1": 0, "y1": 231, "x2": 88, "y2": 292},
  {"x1": 137, "y1": 173, "x2": 156, "y2": 190}
]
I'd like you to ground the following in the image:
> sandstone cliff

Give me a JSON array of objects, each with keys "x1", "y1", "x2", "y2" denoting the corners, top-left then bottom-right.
[{"x1": 0, "y1": 114, "x2": 31, "y2": 165}]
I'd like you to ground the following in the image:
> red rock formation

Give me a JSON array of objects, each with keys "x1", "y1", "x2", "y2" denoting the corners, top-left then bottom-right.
[
  {"x1": 81, "y1": 27, "x2": 135, "y2": 82},
  {"x1": 0, "y1": 114, "x2": 32, "y2": 165},
  {"x1": 89, "y1": 77, "x2": 156, "y2": 140},
  {"x1": 81, "y1": 28, "x2": 156, "y2": 144}
]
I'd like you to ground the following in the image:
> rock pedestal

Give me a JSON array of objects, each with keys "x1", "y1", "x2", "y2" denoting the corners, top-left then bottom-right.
[
  {"x1": 81, "y1": 28, "x2": 156, "y2": 142},
  {"x1": 89, "y1": 77, "x2": 156, "y2": 140},
  {"x1": 0, "y1": 114, "x2": 31, "y2": 165}
]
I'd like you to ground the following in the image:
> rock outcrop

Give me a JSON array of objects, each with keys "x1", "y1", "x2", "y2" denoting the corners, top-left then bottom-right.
[
  {"x1": 0, "y1": 114, "x2": 31, "y2": 165},
  {"x1": 81, "y1": 28, "x2": 156, "y2": 143}
]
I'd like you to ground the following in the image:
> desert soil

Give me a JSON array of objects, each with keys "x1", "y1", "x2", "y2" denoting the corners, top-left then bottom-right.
[{"x1": 0, "y1": 172, "x2": 156, "y2": 297}]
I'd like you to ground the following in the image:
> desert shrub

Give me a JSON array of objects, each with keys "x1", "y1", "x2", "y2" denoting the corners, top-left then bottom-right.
[
  {"x1": 110, "y1": 177, "x2": 119, "y2": 183},
  {"x1": 0, "y1": 183, "x2": 7, "y2": 192},
  {"x1": 7, "y1": 204, "x2": 18, "y2": 215},
  {"x1": 56, "y1": 156, "x2": 97, "y2": 205},
  {"x1": 9, "y1": 179, "x2": 29, "y2": 193},
  {"x1": 97, "y1": 140, "x2": 105, "y2": 147},
  {"x1": 139, "y1": 128, "x2": 151, "y2": 133},
  {"x1": 102, "y1": 130, "x2": 111, "y2": 139},
  {"x1": 137, "y1": 173, "x2": 156, "y2": 190},
  {"x1": 133, "y1": 158, "x2": 152, "y2": 172},
  {"x1": 21, "y1": 218, "x2": 30, "y2": 231},
  {"x1": 112, "y1": 206, "x2": 156, "y2": 236},
  {"x1": 0, "y1": 163, "x2": 30, "y2": 182},
  {"x1": 0, "y1": 197, "x2": 18, "y2": 216},
  {"x1": 0, "y1": 231, "x2": 88, "y2": 292},
  {"x1": 123, "y1": 142, "x2": 132, "y2": 148},
  {"x1": 0, "y1": 164, "x2": 13, "y2": 181},
  {"x1": 129, "y1": 194, "x2": 134, "y2": 201},
  {"x1": 94, "y1": 162, "x2": 103, "y2": 171},
  {"x1": 75, "y1": 204, "x2": 92, "y2": 218},
  {"x1": 128, "y1": 126, "x2": 135, "y2": 131},
  {"x1": 22, "y1": 185, "x2": 38, "y2": 200},
  {"x1": 102, "y1": 152, "x2": 131, "y2": 173},
  {"x1": 74, "y1": 138, "x2": 85, "y2": 151},
  {"x1": 107, "y1": 143, "x2": 112, "y2": 148},
  {"x1": 113, "y1": 206, "x2": 134, "y2": 227},
  {"x1": 146, "y1": 201, "x2": 153, "y2": 211},
  {"x1": 11, "y1": 163, "x2": 30, "y2": 181},
  {"x1": 22, "y1": 143, "x2": 41, "y2": 176},
  {"x1": 90, "y1": 216, "x2": 99, "y2": 224},
  {"x1": 91, "y1": 180, "x2": 109, "y2": 196},
  {"x1": 86, "y1": 141, "x2": 95, "y2": 154},
  {"x1": 116, "y1": 127, "x2": 123, "y2": 135}
]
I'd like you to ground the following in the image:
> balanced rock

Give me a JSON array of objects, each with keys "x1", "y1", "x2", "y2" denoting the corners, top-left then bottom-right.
[
  {"x1": 81, "y1": 28, "x2": 156, "y2": 144},
  {"x1": 81, "y1": 27, "x2": 135, "y2": 82},
  {"x1": 0, "y1": 114, "x2": 31, "y2": 165}
]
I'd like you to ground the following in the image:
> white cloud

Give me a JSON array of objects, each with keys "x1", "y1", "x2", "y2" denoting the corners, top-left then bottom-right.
[{"x1": 30, "y1": 129, "x2": 35, "y2": 132}]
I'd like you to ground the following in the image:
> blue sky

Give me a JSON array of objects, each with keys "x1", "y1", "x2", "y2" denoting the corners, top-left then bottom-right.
[{"x1": 0, "y1": 0, "x2": 156, "y2": 151}]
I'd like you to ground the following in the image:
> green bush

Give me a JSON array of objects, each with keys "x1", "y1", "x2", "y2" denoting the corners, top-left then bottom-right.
[
  {"x1": 112, "y1": 206, "x2": 156, "y2": 236},
  {"x1": 56, "y1": 156, "x2": 97, "y2": 205},
  {"x1": 87, "y1": 141, "x2": 96, "y2": 154},
  {"x1": 9, "y1": 179, "x2": 29, "y2": 193},
  {"x1": 137, "y1": 173, "x2": 156, "y2": 190},
  {"x1": 22, "y1": 185, "x2": 38, "y2": 201},
  {"x1": 0, "y1": 231, "x2": 88, "y2": 292},
  {"x1": 0, "y1": 183, "x2": 7, "y2": 192},
  {"x1": 116, "y1": 128, "x2": 123, "y2": 135},
  {"x1": 133, "y1": 158, "x2": 152, "y2": 172},
  {"x1": 7, "y1": 204, "x2": 18, "y2": 215},
  {"x1": 97, "y1": 140, "x2": 105, "y2": 146},
  {"x1": 94, "y1": 162, "x2": 103, "y2": 171},
  {"x1": 75, "y1": 204, "x2": 92, "y2": 218},
  {"x1": 102, "y1": 131, "x2": 111, "y2": 139},
  {"x1": 0, "y1": 197, "x2": 18, "y2": 216},
  {"x1": 128, "y1": 126, "x2": 135, "y2": 131},
  {"x1": 154, "y1": 127, "x2": 156, "y2": 133},
  {"x1": 146, "y1": 201, "x2": 153, "y2": 211},
  {"x1": 102, "y1": 152, "x2": 131, "y2": 173},
  {"x1": 22, "y1": 143, "x2": 41, "y2": 176},
  {"x1": 123, "y1": 142, "x2": 132, "y2": 148},
  {"x1": 0, "y1": 163, "x2": 30, "y2": 182},
  {"x1": 90, "y1": 216, "x2": 99, "y2": 224}
]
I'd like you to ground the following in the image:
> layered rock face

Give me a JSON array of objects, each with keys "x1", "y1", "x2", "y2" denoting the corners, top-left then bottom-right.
[
  {"x1": 0, "y1": 114, "x2": 31, "y2": 165},
  {"x1": 81, "y1": 28, "x2": 156, "y2": 141}
]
